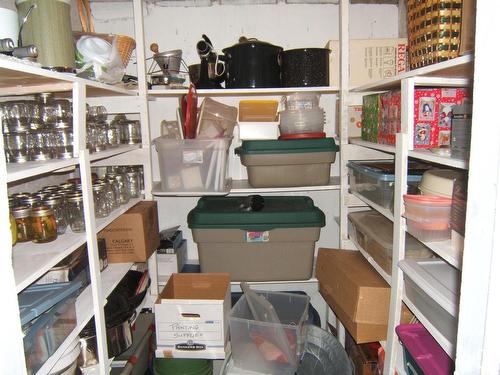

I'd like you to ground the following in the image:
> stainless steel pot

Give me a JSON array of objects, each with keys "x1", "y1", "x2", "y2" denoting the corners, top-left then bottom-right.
[{"x1": 78, "y1": 317, "x2": 133, "y2": 368}]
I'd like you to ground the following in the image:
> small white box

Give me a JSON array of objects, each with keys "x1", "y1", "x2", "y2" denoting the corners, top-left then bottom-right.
[
  {"x1": 156, "y1": 240, "x2": 188, "y2": 282},
  {"x1": 155, "y1": 273, "x2": 231, "y2": 359},
  {"x1": 238, "y1": 121, "x2": 279, "y2": 140}
]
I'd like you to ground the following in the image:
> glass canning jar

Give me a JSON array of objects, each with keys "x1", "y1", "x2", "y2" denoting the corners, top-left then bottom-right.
[
  {"x1": 43, "y1": 194, "x2": 68, "y2": 235},
  {"x1": 27, "y1": 129, "x2": 52, "y2": 161},
  {"x1": 106, "y1": 175, "x2": 122, "y2": 209},
  {"x1": 126, "y1": 171, "x2": 141, "y2": 198},
  {"x1": 4, "y1": 131, "x2": 29, "y2": 163},
  {"x1": 12, "y1": 205, "x2": 33, "y2": 243},
  {"x1": 94, "y1": 122, "x2": 108, "y2": 152},
  {"x1": 53, "y1": 128, "x2": 74, "y2": 159},
  {"x1": 114, "y1": 173, "x2": 130, "y2": 205},
  {"x1": 119, "y1": 120, "x2": 141, "y2": 144},
  {"x1": 19, "y1": 195, "x2": 42, "y2": 208},
  {"x1": 106, "y1": 121, "x2": 120, "y2": 148},
  {"x1": 96, "y1": 178, "x2": 117, "y2": 211},
  {"x1": 66, "y1": 192, "x2": 85, "y2": 233},
  {"x1": 30, "y1": 205, "x2": 58, "y2": 243},
  {"x1": 92, "y1": 183, "x2": 111, "y2": 218}
]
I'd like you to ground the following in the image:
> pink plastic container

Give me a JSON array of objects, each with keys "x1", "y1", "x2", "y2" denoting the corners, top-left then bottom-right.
[
  {"x1": 396, "y1": 324, "x2": 454, "y2": 375},
  {"x1": 403, "y1": 195, "x2": 452, "y2": 242}
]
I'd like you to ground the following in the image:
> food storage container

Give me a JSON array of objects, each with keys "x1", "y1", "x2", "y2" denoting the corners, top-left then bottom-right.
[
  {"x1": 279, "y1": 107, "x2": 325, "y2": 135},
  {"x1": 403, "y1": 194, "x2": 452, "y2": 242},
  {"x1": 238, "y1": 100, "x2": 278, "y2": 122},
  {"x1": 419, "y1": 169, "x2": 463, "y2": 198},
  {"x1": 283, "y1": 92, "x2": 320, "y2": 111}
]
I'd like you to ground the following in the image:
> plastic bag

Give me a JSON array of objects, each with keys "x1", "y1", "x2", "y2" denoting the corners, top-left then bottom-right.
[{"x1": 75, "y1": 35, "x2": 125, "y2": 84}]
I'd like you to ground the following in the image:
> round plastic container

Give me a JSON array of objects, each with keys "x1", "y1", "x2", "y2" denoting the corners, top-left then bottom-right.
[
  {"x1": 49, "y1": 339, "x2": 80, "y2": 375},
  {"x1": 419, "y1": 169, "x2": 462, "y2": 198},
  {"x1": 279, "y1": 108, "x2": 325, "y2": 135},
  {"x1": 283, "y1": 93, "x2": 320, "y2": 111},
  {"x1": 403, "y1": 195, "x2": 452, "y2": 242}
]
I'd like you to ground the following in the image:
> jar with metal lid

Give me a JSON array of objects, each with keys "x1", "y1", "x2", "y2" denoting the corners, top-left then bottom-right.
[
  {"x1": 66, "y1": 192, "x2": 85, "y2": 233},
  {"x1": 92, "y1": 183, "x2": 111, "y2": 218},
  {"x1": 3, "y1": 101, "x2": 30, "y2": 131},
  {"x1": 43, "y1": 194, "x2": 68, "y2": 235},
  {"x1": 94, "y1": 122, "x2": 108, "y2": 152},
  {"x1": 53, "y1": 99, "x2": 72, "y2": 129},
  {"x1": 4, "y1": 131, "x2": 29, "y2": 163},
  {"x1": 10, "y1": 213, "x2": 17, "y2": 246},
  {"x1": 106, "y1": 121, "x2": 120, "y2": 148},
  {"x1": 27, "y1": 129, "x2": 52, "y2": 161},
  {"x1": 19, "y1": 195, "x2": 42, "y2": 208},
  {"x1": 12, "y1": 205, "x2": 33, "y2": 242},
  {"x1": 126, "y1": 171, "x2": 141, "y2": 198},
  {"x1": 87, "y1": 105, "x2": 107, "y2": 122},
  {"x1": 30, "y1": 205, "x2": 58, "y2": 243},
  {"x1": 86, "y1": 121, "x2": 97, "y2": 153},
  {"x1": 52, "y1": 128, "x2": 73, "y2": 159},
  {"x1": 114, "y1": 173, "x2": 130, "y2": 205}
]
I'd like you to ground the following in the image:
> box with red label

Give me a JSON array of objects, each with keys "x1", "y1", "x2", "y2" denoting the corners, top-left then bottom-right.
[
  {"x1": 378, "y1": 91, "x2": 401, "y2": 145},
  {"x1": 155, "y1": 273, "x2": 231, "y2": 359}
]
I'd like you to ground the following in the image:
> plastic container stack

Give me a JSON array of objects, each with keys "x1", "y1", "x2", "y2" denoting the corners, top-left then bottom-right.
[{"x1": 279, "y1": 93, "x2": 326, "y2": 139}]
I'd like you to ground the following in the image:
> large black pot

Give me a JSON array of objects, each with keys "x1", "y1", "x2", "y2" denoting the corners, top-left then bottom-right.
[
  {"x1": 222, "y1": 38, "x2": 283, "y2": 89},
  {"x1": 280, "y1": 48, "x2": 331, "y2": 87}
]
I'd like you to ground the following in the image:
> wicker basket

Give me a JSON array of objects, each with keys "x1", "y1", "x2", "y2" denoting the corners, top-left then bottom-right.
[
  {"x1": 75, "y1": 0, "x2": 136, "y2": 67},
  {"x1": 407, "y1": 0, "x2": 463, "y2": 69}
]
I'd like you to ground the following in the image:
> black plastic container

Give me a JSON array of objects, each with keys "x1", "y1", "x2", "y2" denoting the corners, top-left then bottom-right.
[
  {"x1": 222, "y1": 38, "x2": 283, "y2": 88},
  {"x1": 280, "y1": 48, "x2": 330, "y2": 87}
]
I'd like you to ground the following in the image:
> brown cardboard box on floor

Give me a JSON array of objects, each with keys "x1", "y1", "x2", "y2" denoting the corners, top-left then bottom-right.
[
  {"x1": 316, "y1": 248, "x2": 390, "y2": 343},
  {"x1": 98, "y1": 201, "x2": 160, "y2": 263}
]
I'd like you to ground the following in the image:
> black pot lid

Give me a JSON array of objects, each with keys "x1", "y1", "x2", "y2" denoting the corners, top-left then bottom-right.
[{"x1": 223, "y1": 37, "x2": 282, "y2": 52}]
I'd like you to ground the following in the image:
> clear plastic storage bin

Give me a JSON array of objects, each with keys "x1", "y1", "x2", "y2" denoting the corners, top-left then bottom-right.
[
  {"x1": 229, "y1": 291, "x2": 309, "y2": 375},
  {"x1": 154, "y1": 136, "x2": 232, "y2": 193},
  {"x1": 347, "y1": 160, "x2": 429, "y2": 209},
  {"x1": 403, "y1": 195, "x2": 452, "y2": 242}
]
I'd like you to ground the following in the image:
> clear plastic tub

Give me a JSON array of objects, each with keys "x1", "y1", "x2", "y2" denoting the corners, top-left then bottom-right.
[
  {"x1": 403, "y1": 195, "x2": 452, "y2": 242},
  {"x1": 279, "y1": 108, "x2": 325, "y2": 135},
  {"x1": 229, "y1": 290, "x2": 309, "y2": 375},
  {"x1": 283, "y1": 93, "x2": 320, "y2": 111},
  {"x1": 154, "y1": 136, "x2": 232, "y2": 193}
]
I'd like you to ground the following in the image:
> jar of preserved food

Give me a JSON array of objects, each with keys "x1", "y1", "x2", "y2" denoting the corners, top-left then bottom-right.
[
  {"x1": 31, "y1": 205, "x2": 58, "y2": 243},
  {"x1": 12, "y1": 205, "x2": 33, "y2": 243},
  {"x1": 10, "y1": 213, "x2": 17, "y2": 246},
  {"x1": 43, "y1": 194, "x2": 68, "y2": 235},
  {"x1": 66, "y1": 192, "x2": 85, "y2": 233}
]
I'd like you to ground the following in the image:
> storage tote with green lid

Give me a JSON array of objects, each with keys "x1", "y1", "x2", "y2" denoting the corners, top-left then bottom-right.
[
  {"x1": 235, "y1": 138, "x2": 339, "y2": 188},
  {"x1": 188, "y1": 195, "x2": 325, "y2": 281}
]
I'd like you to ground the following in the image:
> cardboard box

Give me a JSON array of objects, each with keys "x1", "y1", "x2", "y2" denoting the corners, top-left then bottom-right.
[
  {"x1": 326, "y1": 39, "x2": 407, "y2": 88},
  {"x1": 98, "y1": 201, "x2": 160, "y2": 263},
  {"x1": 316, "y1": 248, "x2": 390, "y2": 343},
  {"x1": 460, "y1": 0, "x2": 476, "y2": 55},
  {"x1": 155, "y1": 273, "x2": 231, "y2": 359},
  {"x1": 345, "y1": 332, "x2": 381, "y2": 375},
  {"x1": 157, "y1": 239, "x2": 188, "y2": 291},
  {"x1": 361, "y1": 94, "x2": 381, "y2": 143}
]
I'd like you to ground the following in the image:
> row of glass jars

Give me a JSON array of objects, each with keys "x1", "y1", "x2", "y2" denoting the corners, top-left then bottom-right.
[
  {"x1": 1, "y1": 96, "x2": 141, "y2": 163},
  {"x1": 9, "y1": 168, "x2": 143, "y2": 245}
]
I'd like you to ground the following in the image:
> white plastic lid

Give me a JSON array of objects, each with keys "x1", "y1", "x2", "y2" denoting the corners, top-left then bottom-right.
[{"x1": 419, "y1": 169, "x2": 462, "y2": 198}]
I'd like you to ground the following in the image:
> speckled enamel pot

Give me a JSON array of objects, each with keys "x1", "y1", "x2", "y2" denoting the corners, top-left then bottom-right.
[{"x1": 280, "y1": 48, "x2": 330, "y2": 87}]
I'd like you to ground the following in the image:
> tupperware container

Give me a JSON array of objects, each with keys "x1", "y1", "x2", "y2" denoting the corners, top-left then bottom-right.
[
  {"x1": 229, "y1": 290, "x2": 309, "y2": 374},
  {"x1": 279, "y1": 107, "x2": 325, "y2": 135},
  {"x1": 238, "y1": 100, "x2": 279, "y2": 122},
  {"x1": 419, "y1": 169, "x2": 463, "y2": 198},
  {"x1": 238, "y1": 121, "x2": 279, "y2": 140},
  {"x1": 188, "y1": 195, "x2": 325, "y2": 281},
  {"x1": 399, "y1": 259, "x2": 460, "y2": 348},
  {"x1": 283, "y1": 93, "x2": 320, "y2": 111},
  {"x1": 197, "y1": 98, "x2": 238, "y2": 139},
  {"x1": 396, "y1": 324, "x2": 454, "y2": 375},
  {"x1": 347, "y1": 160, "x2": 430, "y2": 210},
  {"x1": 403, "y1": 194, "x2": 452, "y2": 242},
  {"x1": 235, "y1": 138, "x2": 338, "y2": 188},
  {"x1": 348, "y1": 210, "x2": 433, "y2": 274}
]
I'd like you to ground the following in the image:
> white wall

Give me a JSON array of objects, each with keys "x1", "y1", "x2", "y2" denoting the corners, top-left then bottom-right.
[{"x1": 91, "y1": 2, "x2": 399, "y2": 260}]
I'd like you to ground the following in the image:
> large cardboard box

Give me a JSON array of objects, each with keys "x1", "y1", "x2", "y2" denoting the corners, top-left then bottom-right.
[
  {"x1": 98, "y1": 201, "x2": 160, "y2": 263},
  {"x1": 155, "y1": 273, "x2": 231, "y2": 359},
  {"x1": 326, "y1": 39, "x2": 407, "y2": 88},
  {"x1": 316, "y1": 248, "x2": 390, "y2": 343}
]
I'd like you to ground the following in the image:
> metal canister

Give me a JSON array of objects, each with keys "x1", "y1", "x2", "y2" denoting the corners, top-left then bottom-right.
[{"x1": 16, "y1": 0, "x2": 75, "y2": 71}]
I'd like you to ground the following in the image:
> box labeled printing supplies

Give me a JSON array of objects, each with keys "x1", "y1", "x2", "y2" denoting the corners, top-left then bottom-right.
[{"x1": 155, "y1": 273, "x2": 231, "y2": 359}]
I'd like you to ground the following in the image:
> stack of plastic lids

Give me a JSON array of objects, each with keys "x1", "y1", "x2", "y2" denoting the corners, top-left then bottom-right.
[{"x1": 279, "y1": 93, "x2": 326, "y2": 139}]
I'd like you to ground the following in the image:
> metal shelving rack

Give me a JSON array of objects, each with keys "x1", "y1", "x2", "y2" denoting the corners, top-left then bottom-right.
[{"x1": 339, "y1": 1, "x2": 500, "y2": 373}]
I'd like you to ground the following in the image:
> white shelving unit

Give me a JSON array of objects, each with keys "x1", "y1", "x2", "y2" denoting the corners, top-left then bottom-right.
[
  {"x1": 339, "y1": 1, "x2": 500, "y2": 373},
  {"x1": 0, "y1": 1, "x2": 152, "y2": 373}
]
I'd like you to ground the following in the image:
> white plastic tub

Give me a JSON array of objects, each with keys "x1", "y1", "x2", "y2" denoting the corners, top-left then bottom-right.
[
  {"x1": 399, "y1": 259, "x2": 460, "y2": 345},
  {"x1": 238, "y1": 121, "x2": 279, "y2": 140}
]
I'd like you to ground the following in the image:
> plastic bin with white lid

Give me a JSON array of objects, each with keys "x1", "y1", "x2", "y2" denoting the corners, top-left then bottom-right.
[{"x1": 399, "y1": 259, "x2": 460, "y2": 346}]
